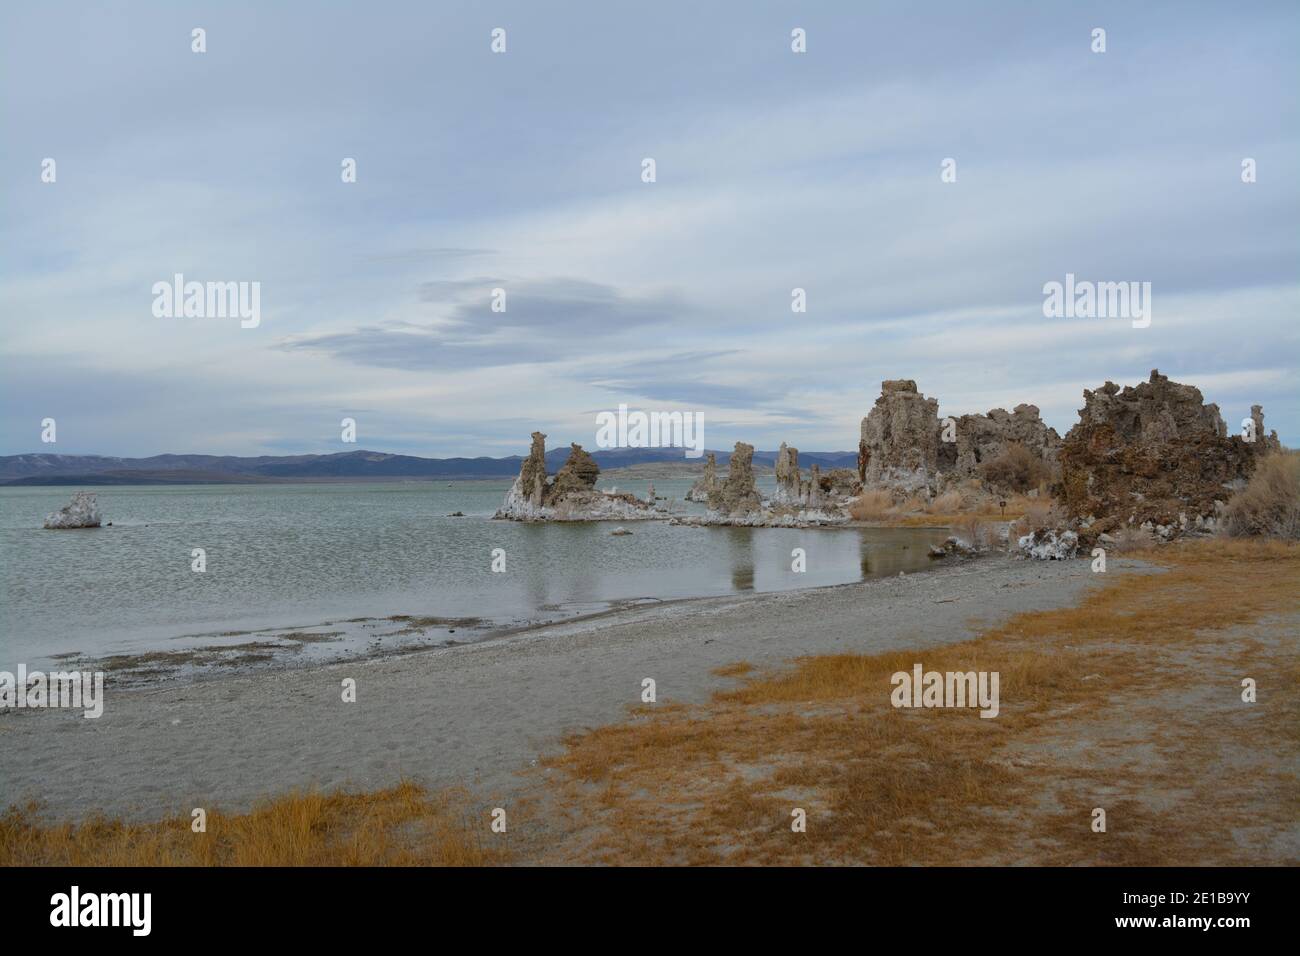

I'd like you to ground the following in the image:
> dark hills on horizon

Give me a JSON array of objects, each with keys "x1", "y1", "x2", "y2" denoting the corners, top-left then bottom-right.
[{"x1": 0, "y1": 448, "x2": 859, "y2": 486}]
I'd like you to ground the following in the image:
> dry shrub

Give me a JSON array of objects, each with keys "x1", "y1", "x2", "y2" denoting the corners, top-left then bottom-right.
[
  {"x1": 978, "y1": 443, "x2": 1050, "y2": 493},
  {"x1": 888, "y1": 495, "x2": 927, "y2": 516},
  {"x1": 1222, "y1": 451, "x2": 1300, "y2": 539},
  {"x1": 1010, "y1": 499, "x2": 1064, "y2": 537},
  {"x1": 1111, "y1": 525, "x2": 1155, "y2": 553},
  {"x1": 848, "y1": 489, "x2": 893, "y2": 520},
  {"x1": 950, "y1": 514, "x2": 988, "y2": 548},
  {"x1": 927, "y1": 490, "x2": 965, "y2": 514}
]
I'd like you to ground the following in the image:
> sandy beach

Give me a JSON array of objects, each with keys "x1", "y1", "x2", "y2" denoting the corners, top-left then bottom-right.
[{"x1": 1, "y1": 555, "x2": 1147, "y2": 821}]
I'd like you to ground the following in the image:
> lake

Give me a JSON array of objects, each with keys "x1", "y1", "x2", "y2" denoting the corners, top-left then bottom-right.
[{"x1": 0, "y1": 479, "x2": 950, "y2": 677}]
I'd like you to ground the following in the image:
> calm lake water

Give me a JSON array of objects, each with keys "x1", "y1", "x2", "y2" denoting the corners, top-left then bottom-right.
[{"x1": 0, "y1": 479, "x2": 949, "y2": 676}]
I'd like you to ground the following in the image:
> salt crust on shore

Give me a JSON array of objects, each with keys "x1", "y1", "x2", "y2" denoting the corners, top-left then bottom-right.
[{"x1": 1, "y1": 556, "x2": 1157, "y2": 821}]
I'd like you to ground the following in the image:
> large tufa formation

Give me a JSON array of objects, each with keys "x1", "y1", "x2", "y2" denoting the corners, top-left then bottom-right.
[
  {"x1": 859, "y1": 380, "x2": 942, "y2": 491},
  {"x1": 707, "y1": 442, "x2": 761, "y2": 516},
  {"x1": 859, "y1": 380, "x2": 1060, "y2": 493},
  {"x1": 496, "y1": 434, "x2": 659, "y2": 521},
  {"x1": 772, "y1": 443, "x2": 801, "y2": 504},
  {"x1": 43, "y1": 491, "x2": 102, "y2": 529},
  {"x1": 686, "y1": 452, "x2": 718, "y2": 502},
  {"x1": 1059, "y1": 369, "x2": 1279, "y2": 532}
]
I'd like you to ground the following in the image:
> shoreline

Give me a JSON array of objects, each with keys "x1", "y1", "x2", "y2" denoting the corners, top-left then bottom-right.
[
  {"x1": 15, "y1": 518, "x2": 962, "y2": 686},
  {"x1": 1, "y1": 554, "x2": 1149, "y2": 822}
]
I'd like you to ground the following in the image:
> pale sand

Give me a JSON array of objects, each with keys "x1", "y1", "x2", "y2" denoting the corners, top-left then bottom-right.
[{"x1": 0, "y1": 556, "x2": 1153, "y2": 821}]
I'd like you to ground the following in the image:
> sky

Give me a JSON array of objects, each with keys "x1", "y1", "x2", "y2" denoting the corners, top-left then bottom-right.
[{"x1": 2, "y1": 0, "x2": 1297, "y2": 458}]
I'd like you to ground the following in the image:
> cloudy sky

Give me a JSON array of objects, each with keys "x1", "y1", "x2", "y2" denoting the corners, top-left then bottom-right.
[{"x1": 2, "y1": 0, "x2": 1297, "y2": 458}]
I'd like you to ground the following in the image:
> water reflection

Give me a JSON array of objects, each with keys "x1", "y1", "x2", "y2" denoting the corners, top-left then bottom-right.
[
  {"x1": 1, "y1": 479, "x2": 955, "y2": 667},
  {"x1": 725, "y1": 527, "x2": 755, "y2": 591}
]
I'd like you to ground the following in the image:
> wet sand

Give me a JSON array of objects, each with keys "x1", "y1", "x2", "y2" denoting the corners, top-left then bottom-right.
[{"x1": 0, "y1": 555, "x2": 1153, "y2": 820}]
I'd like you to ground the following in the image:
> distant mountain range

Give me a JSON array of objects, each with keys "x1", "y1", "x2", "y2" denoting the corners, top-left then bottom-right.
[{"x1": 0, "y1": 449, "x2": 859, "y2": 486}]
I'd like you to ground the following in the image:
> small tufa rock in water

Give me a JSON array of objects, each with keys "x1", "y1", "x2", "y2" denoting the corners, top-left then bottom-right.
[
  {"x1": 43, "y1": 491, "x2": 102, "y2": 529},
  {"x1": 610, "y1": 526, "x2": 633, "y2": 536},
  {"x1": 686, "y1": 452, "x2": 718, "y2": 502}
]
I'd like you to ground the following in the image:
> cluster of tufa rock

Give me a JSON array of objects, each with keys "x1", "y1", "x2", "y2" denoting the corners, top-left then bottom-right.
[
  {"x1": 43, "y1": 491, "x2": 102, "y2": 529},
  {"x1": 501, "y1": 367, "x2": 1280, "y2": 543},
  {"x1": 857, "y1": 379, "x2": 1061, "y2": 494},
  {"x1": 660, "y1": 442, "x2": 850, "y2": 528},
  {"x1": 1059, "y1": 370, "x2": 1280, "y2": 537},
  {"x1": 495, "y1": 432, "x2": 663, "y2": 522},
  {"x1": 855, "y1": 369, "x2": 1282, "y2": 549}
]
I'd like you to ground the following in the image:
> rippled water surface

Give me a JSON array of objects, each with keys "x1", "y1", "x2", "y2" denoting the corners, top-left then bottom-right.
[{"x1": 0, "y1": 480, "x2": 950, "y2": 672}]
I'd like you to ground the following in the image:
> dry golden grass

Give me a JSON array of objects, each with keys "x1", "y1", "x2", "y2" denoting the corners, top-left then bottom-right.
[
  {"x1": 847, "y1": 477, "x2": 1047, "y2": 528},
  {"x1": 847, "y1": 489, "x2": 893, "y2": 520},
  {"x1": 711, "y1": 661, "x2": 755, "y2": 678},
  {"x1": 883, "y1": 492, "x2": 1043, "y2": 527},
  {"x1": 928, "y1": 489, "x2": 965, "y2": 513},
  {"x1": 0, "y1": 781, "x2": 511, "y2": 867},
  {"x1": 536, "y1": 538, "x2": 1300, "y2": 865},
  {"x1": 889, "y1": 494, "x2": 928, "y2": 516}
]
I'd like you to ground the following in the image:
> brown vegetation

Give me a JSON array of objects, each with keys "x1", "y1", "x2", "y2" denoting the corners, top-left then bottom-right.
[
  {"x1": 928, "y1": 489, "x2": 965, "y2": 513},
  {"x1": 535, "y1": 539, "x2": 1299, "y2": 864},
  {"x1": 1222, "y1": 450, "x2": 1300, "y2": 539},
  {"x1": 0, "y1": 782, "x2": 508, "y2": 867},
  {"x1": 950, "y1": 514, "x2": 989, "y2": 548},
  {"x1": 847, "y1": 489, "x2": 893, "y2": 520},
  {"x1": 1009, "y1": 499, "x2": 1064, "y2": 538},
  {"x1": 850, "y1": 483, "x2": 1047, "y2": 528},
  {"x1": 978, "y1": 442, "x2": 1050, "y2": 493},
  {"x1": 1110, "y1": 525, "x2": 1155, "y2": 553}
]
